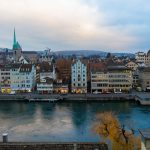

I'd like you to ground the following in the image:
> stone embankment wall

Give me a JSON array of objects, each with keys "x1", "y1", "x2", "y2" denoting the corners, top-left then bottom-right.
[
  {"x1": 0, "y1": 142, "x2": 108, "y2": 150},
  {"x1": 0, "y1": 93, "x2": 135, "y2": 101}
]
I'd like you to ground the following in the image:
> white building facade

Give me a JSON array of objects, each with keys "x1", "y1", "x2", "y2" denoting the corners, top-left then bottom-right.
[
  {"x1": 71, "y1": 59, "x2": 87, "y2": 93},
  {"x1": 36, "y1": 63, "x2": 56, "y2": 94},
  {"x1": 10, "y1": 64, "x2": 36, "y2": 92}
]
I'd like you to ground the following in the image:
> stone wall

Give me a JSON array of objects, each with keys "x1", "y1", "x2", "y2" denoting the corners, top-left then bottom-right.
[{"x1": 0, "y1": 142, "x2": 108, "y2": 150}]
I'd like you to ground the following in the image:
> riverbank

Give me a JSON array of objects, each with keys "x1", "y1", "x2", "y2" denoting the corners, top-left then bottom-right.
[
  {"x1": 0, "y1": 93, "x2": 134, "y2": 101},
  {"x1": 0, "y1": 92, "x2": 149, "y2": 105},
  {"x1": 0, "y1": 142, "x2": 108, "y2": 150}
]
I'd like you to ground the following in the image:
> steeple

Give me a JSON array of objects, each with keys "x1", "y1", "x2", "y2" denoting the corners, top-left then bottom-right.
[
  {"x1": 12, "y1": 28, "x2": 22, "y2": 50},
  {"x1": 13, "y1": 28, "x2": 17, "y2": 45},
  {"x1": 12, "y1": 28, "x2": 22, "y2": 63}
]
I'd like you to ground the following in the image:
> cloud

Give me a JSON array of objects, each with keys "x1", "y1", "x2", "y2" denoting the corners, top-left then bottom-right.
[{"x1": 0, "y1": 0, "x2": 149, "y2": 52}]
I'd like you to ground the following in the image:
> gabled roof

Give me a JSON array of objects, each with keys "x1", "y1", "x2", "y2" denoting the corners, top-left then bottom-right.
[
  {"x1": 19, "y1": 64, "x2": 33, "y2": 72},
  {"x1": 23, "y1": 51, "x2": 38, "y2": 54},
  {"x1": 38, "y1": 62, "x2": 53, "y2": 72},
  {"x1": 72, "y1": 59, "x2": 87, "y2": 66}
]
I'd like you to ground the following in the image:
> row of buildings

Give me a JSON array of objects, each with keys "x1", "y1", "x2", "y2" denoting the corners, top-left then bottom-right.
[
  {"x1": 0, "y1": 29, "x2": 150, "y2": 94},
  {"x1": 1, "y1": 59, "x2": 150, "y2": 94}
]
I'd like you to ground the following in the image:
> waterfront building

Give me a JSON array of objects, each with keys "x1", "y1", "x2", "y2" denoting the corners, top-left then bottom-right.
[
  {"x1": 56, "y1": 58, "x2": 72, "y2": 84},
  {"x1": 37, "y1": 77, "x2": 53, "y2": 94},
  {"x1": 0, "y1": 65, "x2": 11, "y2": 93},
  {"x1": 53, "y1": 80, "x2": 69, "y2": 94},
  {"x1": 71, "y1": 59, "x2": 87, "y2": 93},
  {"x1": 91, "y1": 70, "x2": 109, "y2": 93},
  {"x1": 11, "y1": 64, "x2": 36, "y2": 92},
  {"x1": 36, "y1": 62, "x2": 56, "y2": 93},
  {"x1": 10, "y1": 64, "x2": 21, "y2": 92},
  {"x1": 91, "y1": 66, "x2": 133, "y2": 93},
  {"x1": 138, "y1": 67, "x2": 150, "y2": 91},
  {"x1": 37, "y1": 62, "x2": 56, "y2": 81}
]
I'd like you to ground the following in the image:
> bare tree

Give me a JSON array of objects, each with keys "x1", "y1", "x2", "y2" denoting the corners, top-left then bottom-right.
[{"x1": 93, "y1": 112, "x2": 141, "y2": 150}]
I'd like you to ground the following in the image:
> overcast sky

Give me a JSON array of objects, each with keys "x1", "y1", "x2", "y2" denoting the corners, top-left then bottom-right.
[{"x1": 0, "y1": 0, "x2": 150, "y2": 53}]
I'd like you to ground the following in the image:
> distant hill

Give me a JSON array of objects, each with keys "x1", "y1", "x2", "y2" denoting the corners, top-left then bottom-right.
[
  {"x1": 0, "y1": 48, "x2": 135, "y2": 58},
  {"x1": 54, "y1": 50, "x2": 135, "y2": 58},
  {"x1": 0, "y1": 48, "x2": 12, "y2": 52}
]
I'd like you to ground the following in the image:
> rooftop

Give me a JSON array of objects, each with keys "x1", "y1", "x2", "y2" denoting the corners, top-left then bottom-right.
[
  {"x1": 107, "y1": 66, "x2": 131, "y2": 71},
  {"x1": 19, "y1": 64, "x2": 33, "y2": 72},
  {"x1": 139, "y1": 67, "x2": 150, "y2": 72}
]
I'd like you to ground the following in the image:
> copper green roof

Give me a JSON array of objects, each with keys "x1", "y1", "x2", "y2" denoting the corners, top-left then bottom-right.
[{"x1": 13, "y1": 28, "x2": 22, "y2": 50}]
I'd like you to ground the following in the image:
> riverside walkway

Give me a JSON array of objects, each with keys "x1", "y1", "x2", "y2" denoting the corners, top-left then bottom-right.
[
  {"x1": 0, "y1": 93, "x2": 134, "y2": 102},
  {"x1": 0, "y1": 92, "x2": 150, "y2": 105}
]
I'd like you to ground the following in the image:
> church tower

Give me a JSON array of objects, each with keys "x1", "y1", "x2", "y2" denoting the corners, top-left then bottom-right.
[{"x1": 13, "y1": 28, "x2": 22, "y2": 63}]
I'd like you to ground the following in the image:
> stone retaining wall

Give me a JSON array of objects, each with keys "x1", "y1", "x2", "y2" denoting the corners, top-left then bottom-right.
[{"x1": 0, "y1": 142, "x2": 108, "y2": 150}]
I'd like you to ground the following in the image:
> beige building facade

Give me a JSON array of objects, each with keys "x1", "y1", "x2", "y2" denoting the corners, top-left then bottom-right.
[{"x1": 91, "y1": 66, "x2": 133, "y2": 93}]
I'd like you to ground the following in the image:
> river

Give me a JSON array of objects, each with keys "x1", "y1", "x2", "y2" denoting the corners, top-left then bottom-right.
[{"x1": 0, "y1": 101, "x2": 149, "y2": 142}]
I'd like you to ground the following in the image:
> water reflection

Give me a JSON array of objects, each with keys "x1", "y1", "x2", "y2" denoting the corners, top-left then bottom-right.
[{"x1": 0, "y1": 102, "x2": 149, "y2": 142}]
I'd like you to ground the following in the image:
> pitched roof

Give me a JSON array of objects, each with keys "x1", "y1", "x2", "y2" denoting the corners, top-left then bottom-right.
[
  {"x1": 11, "y1": 64, "x2": 21, "y2": 68},
  {"x1": 107, "y1": 66, "x2": 131, "y2": 71},
  {"x1": 23, "y1": 51, "x2": 38, "y2": 54},
  {"x1": 19, "y1": 64, "x2": 33, "y2": 72},
  {"x1": 39, "y1": 62, "x2": 53, "y2": 72}
]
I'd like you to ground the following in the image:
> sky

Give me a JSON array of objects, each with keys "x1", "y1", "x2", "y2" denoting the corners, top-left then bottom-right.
[{"x1": 0, "y1": 0, "x2": 150, "y2": 53}]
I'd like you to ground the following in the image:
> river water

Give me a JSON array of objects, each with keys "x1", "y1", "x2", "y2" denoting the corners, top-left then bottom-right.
[{"x1": 0, "y1": 101, "x2": 149, "y2": 142}]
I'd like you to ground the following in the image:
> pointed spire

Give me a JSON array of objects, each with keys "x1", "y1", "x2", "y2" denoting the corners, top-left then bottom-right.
[{"x1": 13, "y1": 28, "x2": 16, "y2": 45}]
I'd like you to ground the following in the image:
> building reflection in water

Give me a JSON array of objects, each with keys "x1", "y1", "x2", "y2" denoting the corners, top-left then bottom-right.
[{"x1": 0, "y1": 102, "x2": 149, "y2": 142}]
